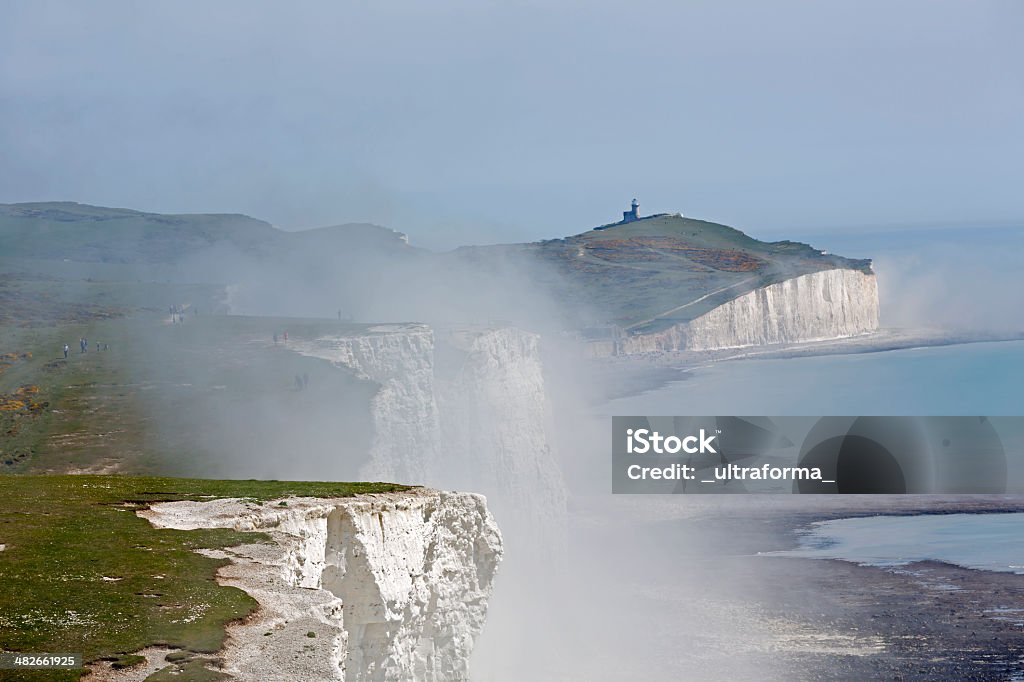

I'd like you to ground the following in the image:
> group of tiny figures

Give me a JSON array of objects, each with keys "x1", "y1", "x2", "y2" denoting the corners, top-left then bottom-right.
[
  {"x1": 169, "y1": 305, "x2": 196, "y2": 324},
  {"x1": 63, "y1": 338, "x2": 107, "y2": 358}
]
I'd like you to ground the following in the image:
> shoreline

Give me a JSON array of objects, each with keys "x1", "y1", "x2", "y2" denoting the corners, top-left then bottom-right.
[
  {"x1": 721, "y1": 496, "x2": 1024, "y2": 679},
  {"x1": 589, "y1": 329, "x2": 1024, "y2": 401},
  {"x1": 566, "y1": 494, "x2": 1024, "y2": 680}
]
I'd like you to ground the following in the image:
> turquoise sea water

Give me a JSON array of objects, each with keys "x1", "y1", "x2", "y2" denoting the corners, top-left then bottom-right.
[
  {"x1": 605, "y1": 339, "x2": 1024, "y2": 416},
  {"x1": 774, "y1": 512, "x2": 1024, "y2": 575}
]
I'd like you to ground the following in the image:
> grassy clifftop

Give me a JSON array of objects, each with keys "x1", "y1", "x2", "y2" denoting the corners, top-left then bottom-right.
[{"x1": 0, "y1": 475, "x2": 408, "y2": 680}]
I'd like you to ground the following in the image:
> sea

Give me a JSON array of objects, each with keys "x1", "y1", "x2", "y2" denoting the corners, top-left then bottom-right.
[
  {"x1": 604, "y1": 339, "x2": 1024, "y2": 416},
  {"x1": 603, "y1": 338, "x2": 1024, "y2": 575},
  {"x1": 775, "y1": 512, "x2": 1024, "y2": 575},
  {"x1": 596, "y1": 223, "x2": 1024, "y2": 587}
]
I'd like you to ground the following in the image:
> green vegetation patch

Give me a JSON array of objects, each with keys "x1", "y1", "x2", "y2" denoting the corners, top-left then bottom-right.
[
  {"x1": 146, "y1": 659, "x2": 230, "y2": 682},
  {"x1": 0, "y1": 475, "x2": 409, "y2": 680}
]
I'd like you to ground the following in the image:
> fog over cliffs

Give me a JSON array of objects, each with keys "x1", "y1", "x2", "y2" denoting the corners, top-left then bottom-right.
[
  {"x1": 291, "y1": 325, "x2": 567, "y2": 553},
  {"x1": 0, "y1": 201, "x2": 889, "y2": 677}
]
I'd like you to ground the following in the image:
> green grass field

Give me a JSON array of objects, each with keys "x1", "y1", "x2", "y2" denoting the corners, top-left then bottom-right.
[{"x1": 0, "y1": 312, "x2": 382, "y2": 478}]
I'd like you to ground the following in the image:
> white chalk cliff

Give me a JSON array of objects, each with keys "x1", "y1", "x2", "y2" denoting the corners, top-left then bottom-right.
[
  {"x1": 295, "y1": 325, "x2": 442, "y2": 484},
  {"x1": 621, "y1": 269, "x2": 880, "y2": 353},
  {"x1": 140, "y1": 490, "x2": 502, "y2": 682},
  {"x1": 434, "y1": 327, "x2": 568, "y2": 564},
  {"x1": 292, "y1": 324, "x2": 568, "y2": 679},
  {"x1": 294, "y1": 325, "x2": 567, "y2": 549}
]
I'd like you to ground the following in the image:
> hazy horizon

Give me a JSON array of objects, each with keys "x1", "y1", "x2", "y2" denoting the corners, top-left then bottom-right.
[
  {"x1": 4, "y1": 197, "x2": 1024, "y2": 253},
  {"x1": 3, "y1": 1, "x2": 1023, "y2": 250}
]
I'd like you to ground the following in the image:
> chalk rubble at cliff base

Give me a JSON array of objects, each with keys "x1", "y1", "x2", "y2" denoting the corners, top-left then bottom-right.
[{"x1": 135, "y1": 489, "x2": 502, "y2": 682}]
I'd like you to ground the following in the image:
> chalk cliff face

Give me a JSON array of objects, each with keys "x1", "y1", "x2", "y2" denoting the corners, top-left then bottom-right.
[
  {"x1": 141, "y1": 490, "x2": 502, "y2": 682},
  {"x1": 434, "y1": 328, "x2": 568, "y2": 561},
  {"x1": 294, "y1": 326, "x2": 568, "y2": 551},
  {"x1": 294, "y1": 325, "x2": 442, "y2": 484},
  {"x1": 621, "y1": 269, "x2": 879, "y2": 354}
]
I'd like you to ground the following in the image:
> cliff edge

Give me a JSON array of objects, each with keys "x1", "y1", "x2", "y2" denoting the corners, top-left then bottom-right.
[{"x1": 140, "y1": 489, "x2": 503, "y2": 682}]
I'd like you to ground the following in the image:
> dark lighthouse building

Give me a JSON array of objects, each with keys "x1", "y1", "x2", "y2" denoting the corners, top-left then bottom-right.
[{"x1": 622, "y1": 198, "x2": 640, "y2": 223}]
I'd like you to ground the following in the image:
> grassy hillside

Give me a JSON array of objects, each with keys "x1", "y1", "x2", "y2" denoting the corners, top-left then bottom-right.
[
  {"x1": 457, "y1": 214, "x2": 873, "y2": 332},
  {"x1": 0, "y1": 202, "x2": 423, "y2": 331},
  {"x1": 0, "y1": 314, "x2": 382, "y2": 478},
  {"x1": 0, "y1": 203, "x2": 415, "y2": 267},
  {"x1": 0, "y1": 203, "x2": 280, "y2": 264},
  {"x1": 1, "y1": 202, "x2": 873, "y2": 335}
]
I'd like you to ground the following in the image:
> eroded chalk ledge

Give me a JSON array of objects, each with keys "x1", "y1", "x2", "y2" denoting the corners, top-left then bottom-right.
[{"x1": 133, "y1": 489, "x2": 503, "y2": 682}]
